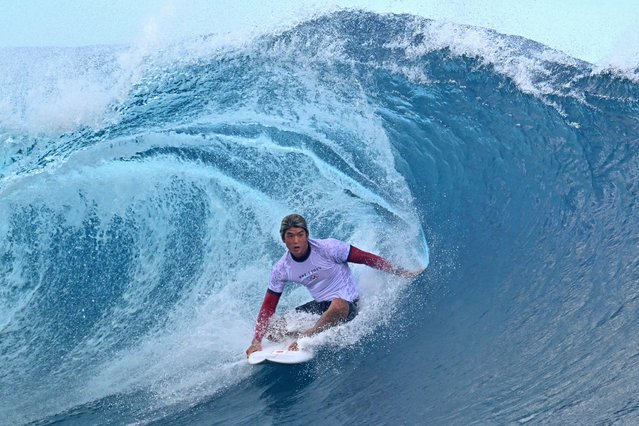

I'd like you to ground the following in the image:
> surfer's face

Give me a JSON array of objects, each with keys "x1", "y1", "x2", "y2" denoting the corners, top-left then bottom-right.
[{"x1": 284, "y1": 227, "x2": 309, "y2": 259}]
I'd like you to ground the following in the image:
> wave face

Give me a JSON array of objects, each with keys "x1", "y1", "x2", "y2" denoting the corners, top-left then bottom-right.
[{"x1": 1, "y1": 10, "x2": 638, "y2": 425}]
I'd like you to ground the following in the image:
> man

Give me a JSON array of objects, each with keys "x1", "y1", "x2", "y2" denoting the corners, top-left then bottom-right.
[{"x1": 246, "y1": 214, "x2": 424, "y2": 357}]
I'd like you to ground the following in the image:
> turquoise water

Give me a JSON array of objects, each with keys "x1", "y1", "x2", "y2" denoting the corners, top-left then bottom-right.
[{"x1": 1, "y1": 11, "x2": 638, "y2": 425}]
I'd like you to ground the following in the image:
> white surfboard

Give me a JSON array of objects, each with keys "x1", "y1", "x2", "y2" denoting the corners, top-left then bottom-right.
[{"x1": 248, "y1": 340, "x2": 314, "y2": 365}]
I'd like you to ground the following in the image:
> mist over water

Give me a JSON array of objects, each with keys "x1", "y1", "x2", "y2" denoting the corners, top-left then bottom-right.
[{"x1": 1, "y1": 10, "x2": 638, "y2": 425}]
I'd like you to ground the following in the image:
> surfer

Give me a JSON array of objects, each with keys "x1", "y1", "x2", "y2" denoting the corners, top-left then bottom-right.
[{"x1": 246, "y1": 213, "x2": 424, "y2": 356}]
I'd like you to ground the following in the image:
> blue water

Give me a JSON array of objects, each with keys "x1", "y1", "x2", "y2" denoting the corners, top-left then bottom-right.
[{"x1": 1, "y1": 10, "x2": 638, "y2": 425}]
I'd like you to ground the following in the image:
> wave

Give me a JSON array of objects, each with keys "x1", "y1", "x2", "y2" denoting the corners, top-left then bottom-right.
[{"x1": 1, "y1": 9, "x2": 638, "y2": 425}]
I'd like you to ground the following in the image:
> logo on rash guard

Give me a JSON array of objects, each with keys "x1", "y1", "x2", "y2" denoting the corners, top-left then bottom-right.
[
  {"x1": 299, "y1": 267, "x2": 321, "y2": 281},
  {"x1": 304, "y1": 274, "x2": 319, "y2": 283}
]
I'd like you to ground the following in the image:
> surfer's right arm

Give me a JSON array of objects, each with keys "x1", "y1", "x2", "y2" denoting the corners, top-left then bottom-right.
[{"x1": 246, "y1": 289, "x2": 282, "y2": 357}]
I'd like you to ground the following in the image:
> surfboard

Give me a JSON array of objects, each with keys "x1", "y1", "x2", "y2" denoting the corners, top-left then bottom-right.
[{"x1": 248, "y1": 340, "x2": 314, "y2": 365}]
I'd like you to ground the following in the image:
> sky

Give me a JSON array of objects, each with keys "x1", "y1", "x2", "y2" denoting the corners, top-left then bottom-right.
[{"x1": 0, "y1": 0, "x2": 638, "y2": 64}]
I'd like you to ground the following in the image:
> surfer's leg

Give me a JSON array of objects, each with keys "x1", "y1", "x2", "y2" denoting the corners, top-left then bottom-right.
[
  {"x1": 296, "y1": 299, "x2": 359, "y2": 321},
  {"x1": 287, "y1": 298, "x2": 354, "y2": 351},
  {"x1": 305, "y1": 298, "x2": 350, "y2": 336},
  {"x1": 294, "y1": 300, "x2": 330, "y2": 315}
]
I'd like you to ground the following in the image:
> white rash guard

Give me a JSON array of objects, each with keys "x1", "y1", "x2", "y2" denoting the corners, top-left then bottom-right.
[{"x1": 268, "y1": 238, "x2": 359, "y2": 302}]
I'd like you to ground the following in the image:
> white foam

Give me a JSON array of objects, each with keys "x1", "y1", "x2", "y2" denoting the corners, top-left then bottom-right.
[
  {"x1": 0, "y1": 13, "x2": 435, "y2": 421},
  {"x1": 381, "y1": 18, "x2": 588, "y2": 97}
]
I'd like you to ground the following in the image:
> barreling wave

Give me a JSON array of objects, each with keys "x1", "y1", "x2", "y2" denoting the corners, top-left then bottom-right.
[{"x1": 0, "y1": 9, "x2": 638, "y2": 425}]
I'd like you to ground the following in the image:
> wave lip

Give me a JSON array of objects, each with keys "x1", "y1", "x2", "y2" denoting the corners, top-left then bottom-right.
[{"x1": 1, "y1": 9, "x2": 639, "y2": 425}]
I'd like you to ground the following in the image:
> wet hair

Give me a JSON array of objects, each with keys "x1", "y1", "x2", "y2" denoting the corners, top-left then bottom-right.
[{"x1": 280, "y1": 214, "x2": 309, "y2": 241}]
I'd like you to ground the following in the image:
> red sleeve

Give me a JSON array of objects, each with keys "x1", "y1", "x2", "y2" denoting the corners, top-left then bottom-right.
[
  {"x1": 253, "y1": 289, "x2": 281, "y2": 342},
  {"x1": 347, "y1": 245, "x2": 398, "y2": 274}
]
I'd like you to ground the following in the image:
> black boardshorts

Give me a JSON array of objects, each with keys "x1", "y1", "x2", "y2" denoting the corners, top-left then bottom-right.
[{"x1": 294, "y1": 298, "x2": 360, "y2": 322}]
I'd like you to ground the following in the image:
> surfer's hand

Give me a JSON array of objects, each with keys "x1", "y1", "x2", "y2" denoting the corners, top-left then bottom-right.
[
  {"x1": 246, "y1": 342, "x2": 262, "y2": 357},
  {"x1": 288, "y1": 329, "x2": 311, "y2": 351}
]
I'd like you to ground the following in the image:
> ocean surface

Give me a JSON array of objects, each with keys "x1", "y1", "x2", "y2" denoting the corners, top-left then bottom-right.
[{"x1": 1, "y1": 10, "x2": 638, "y2": 425}]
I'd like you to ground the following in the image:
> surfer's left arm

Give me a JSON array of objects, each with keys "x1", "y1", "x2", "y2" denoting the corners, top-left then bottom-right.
[{"x1": 347, "y1": 245, "x2": 424, "y2": 278}]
